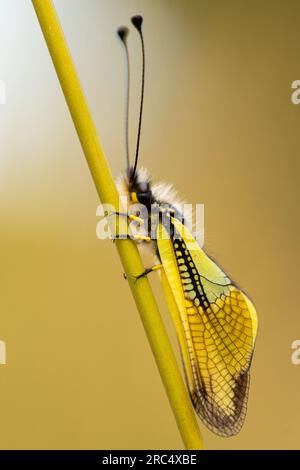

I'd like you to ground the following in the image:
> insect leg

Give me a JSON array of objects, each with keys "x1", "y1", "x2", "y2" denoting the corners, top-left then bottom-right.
[
  {"x1": 135, "y1": 264, "x2": 163, "y2": 281},
  {"x1": 108, "y1": 211, "x2": 146, "y2": 241},
  {"x1": 112, "y1": 234, "x2": 151, "y2": 242},
  {"x1": 108, "y1": 211, "x2": 144, "y2": 225}
]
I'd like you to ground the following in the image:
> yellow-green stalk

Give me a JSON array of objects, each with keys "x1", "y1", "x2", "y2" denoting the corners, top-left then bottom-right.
[{"x1": 31, "y1": 0, "x2": 204, "y2": 450}]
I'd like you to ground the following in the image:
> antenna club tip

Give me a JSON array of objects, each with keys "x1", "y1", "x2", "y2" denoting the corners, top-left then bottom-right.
[
  {"x1": 117, "y1": 26, "x2": 129, "y2": 42},
  {"x1": 131, "y1": 14, "x2": 143, "y2": 31}
]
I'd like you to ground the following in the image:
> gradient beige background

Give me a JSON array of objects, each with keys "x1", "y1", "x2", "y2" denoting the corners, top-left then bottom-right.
[{"x1": 0, "y1": 0, "x2": 299, "y2": 450}]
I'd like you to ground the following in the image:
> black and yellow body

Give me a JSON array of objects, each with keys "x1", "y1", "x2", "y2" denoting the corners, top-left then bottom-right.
[
  {"x1": 117, "y1": 166, "x2": 258, "y2": 437},
  {"x1": 116, "y1": 15, "x2": 258, "y2": 437}
]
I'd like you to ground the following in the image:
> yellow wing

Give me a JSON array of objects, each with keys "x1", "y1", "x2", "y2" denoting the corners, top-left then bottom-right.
[{"x1": 157, "y1": 218, "x2": 258, "y2": 437}]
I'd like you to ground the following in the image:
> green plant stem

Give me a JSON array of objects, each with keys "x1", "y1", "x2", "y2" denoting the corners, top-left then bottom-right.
[{"x1": 31, "y1": 0, "x2": 204, "y2": 450}]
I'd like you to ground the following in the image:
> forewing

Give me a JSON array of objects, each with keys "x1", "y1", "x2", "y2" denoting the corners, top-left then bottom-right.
[{"x1": 157, "y1": 220, "x2": 258, "y2": 436}]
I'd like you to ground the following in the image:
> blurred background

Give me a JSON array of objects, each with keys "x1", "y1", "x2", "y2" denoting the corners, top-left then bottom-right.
[{"x1": 0, "y1": 0, "x2": 299, "y2": 450}]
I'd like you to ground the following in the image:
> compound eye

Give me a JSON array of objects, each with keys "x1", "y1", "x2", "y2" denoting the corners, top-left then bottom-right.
[
  {"x1": 137, "y1": 191, "x2": 152, "y2": 206},
  {"x1": 139, "y1": 181, "x2": 149, "y2": 192}
]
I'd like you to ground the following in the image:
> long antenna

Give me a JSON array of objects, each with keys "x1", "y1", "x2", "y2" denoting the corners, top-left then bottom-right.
[
  {"x1": 117, "y1": 26, "x2": 130, "y2": 172},
  {"x1": 131, "y1": 14, "x2": 145, "y2": 179}
]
